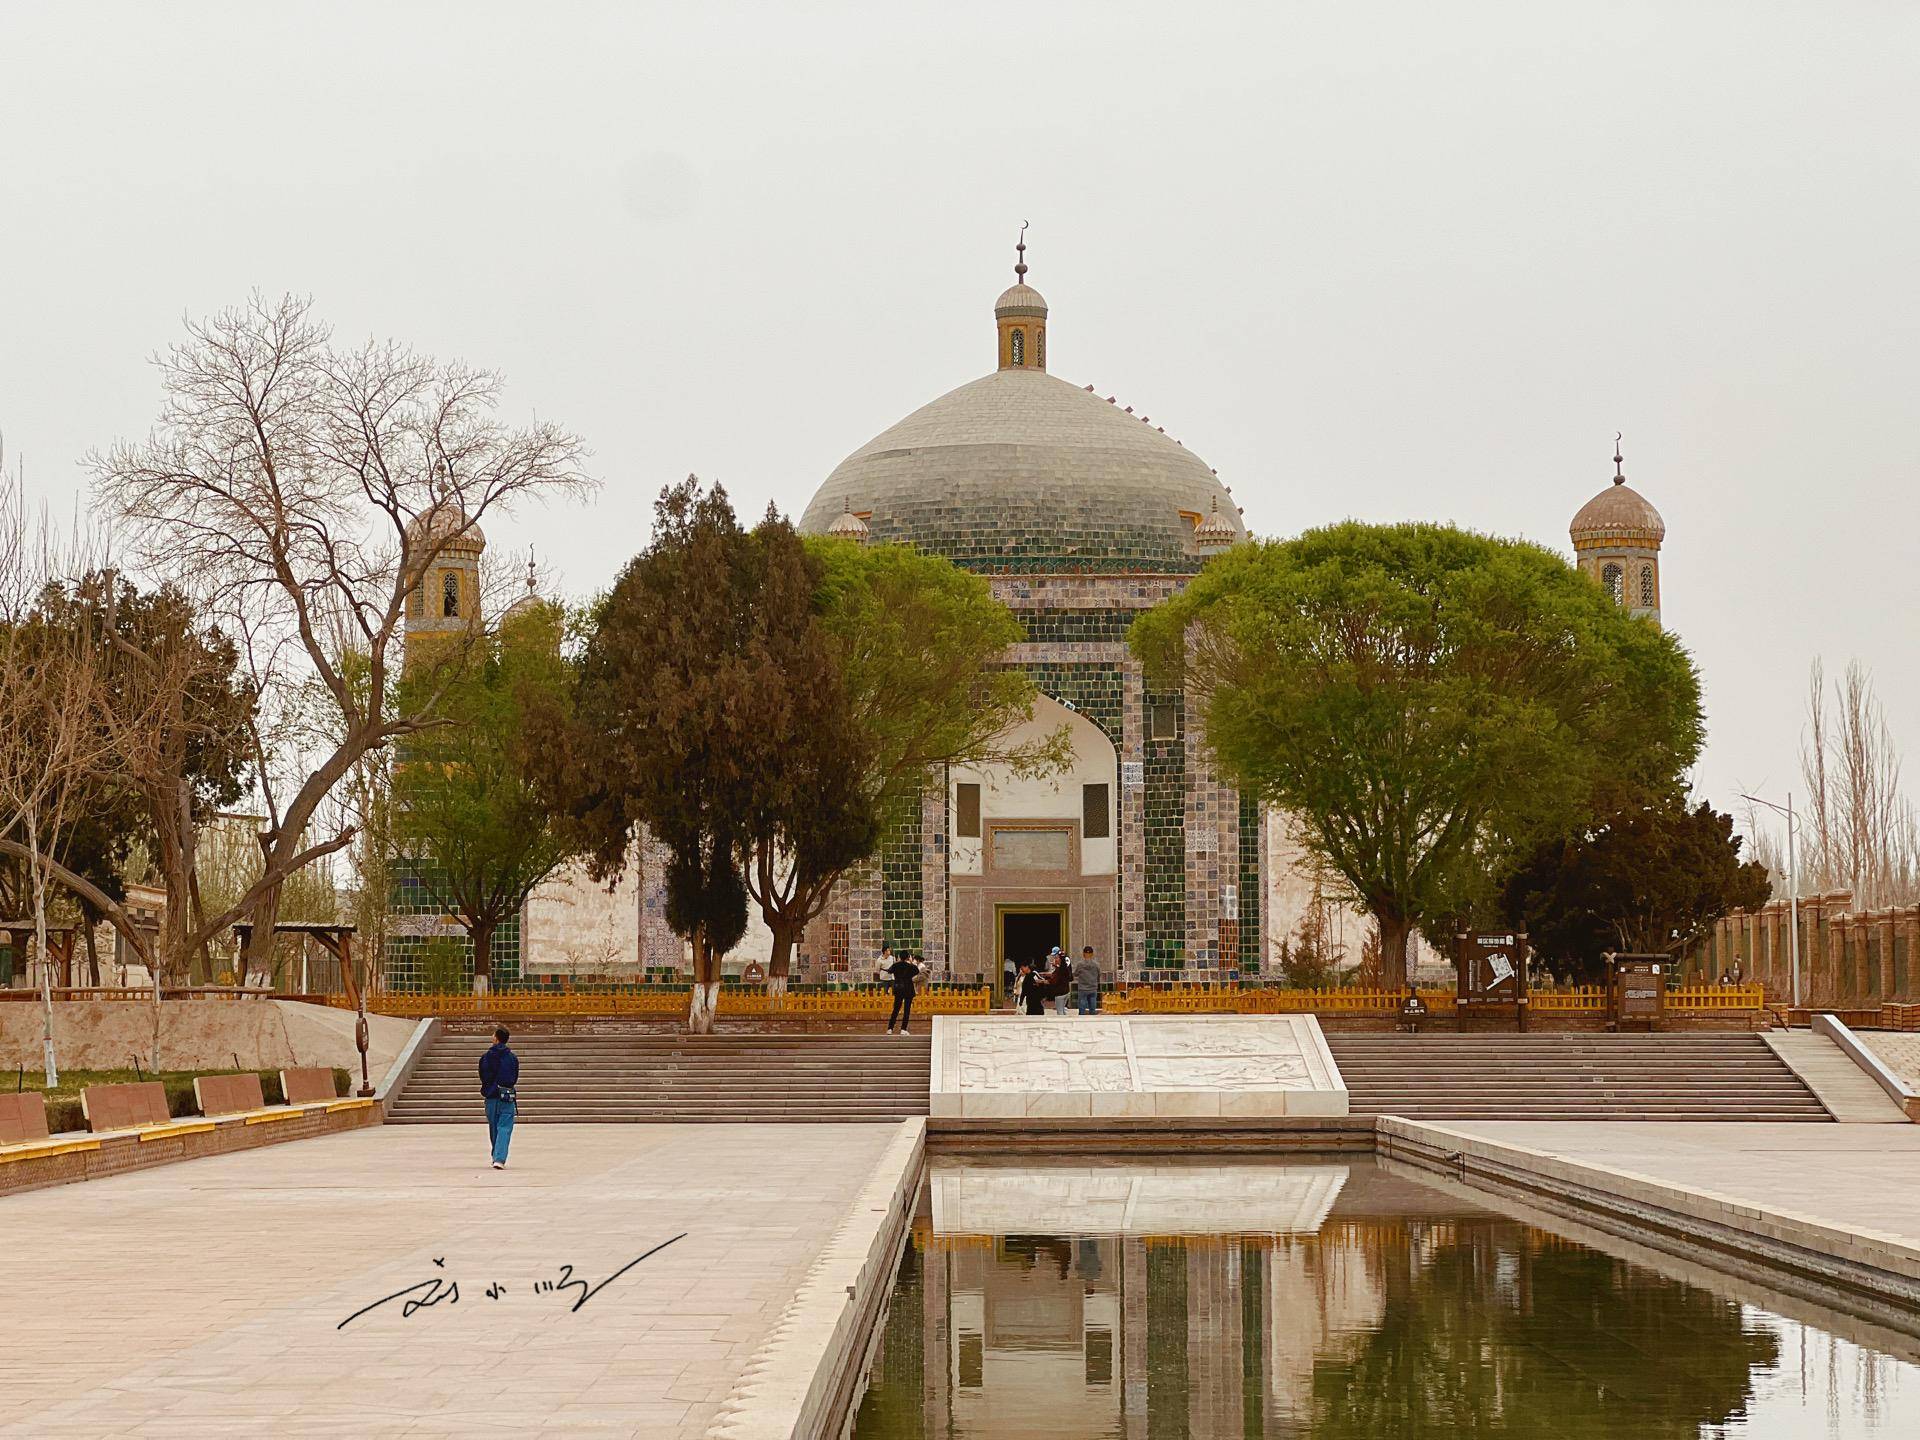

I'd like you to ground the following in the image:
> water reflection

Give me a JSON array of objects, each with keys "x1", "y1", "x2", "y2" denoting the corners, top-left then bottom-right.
[{"x1": 853, "y1": 1157, "x2": 1920, "y2": 1439}]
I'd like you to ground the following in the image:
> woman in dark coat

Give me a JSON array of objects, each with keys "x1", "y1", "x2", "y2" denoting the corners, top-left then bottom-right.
[{"x1": 1021, "y1": 962, "x2": 1048, "y2": 1016}]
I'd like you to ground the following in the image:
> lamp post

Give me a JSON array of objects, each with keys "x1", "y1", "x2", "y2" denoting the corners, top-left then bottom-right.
[{"x1": 1742, "y1": 792, "x2": 1800, "y2": 1009}]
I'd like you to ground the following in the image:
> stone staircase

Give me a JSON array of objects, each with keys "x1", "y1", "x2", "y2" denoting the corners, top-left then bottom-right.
[
  {"x1": 1325, "y1": 1032, "x2": 1832, "y2": 1121},
  {"x1": 385, "y1": 1031, "x2": 932, "y2": 1124}
]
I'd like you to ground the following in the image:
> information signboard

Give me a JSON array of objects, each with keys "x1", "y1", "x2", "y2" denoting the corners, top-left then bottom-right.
[
  {"x1": 1607, "y1": 954, "x2": 1667, "y2": 1029},
  {"x1": 1454, "y1": 931, "x2": 1531, "y2": 1030}
]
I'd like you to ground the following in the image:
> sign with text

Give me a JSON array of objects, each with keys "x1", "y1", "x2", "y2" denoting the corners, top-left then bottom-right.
[
  {"x1": 1608, "y1": 954, "x2": 1667, "y2": 1027},
  {"x1": 1457, "y1": 933, "x2": 1528, "y2": 999}
]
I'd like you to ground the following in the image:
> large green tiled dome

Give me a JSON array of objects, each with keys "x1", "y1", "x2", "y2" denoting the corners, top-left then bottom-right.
[{"x1": 798, "y1": 285, "x2": 1243, "y2": 573}]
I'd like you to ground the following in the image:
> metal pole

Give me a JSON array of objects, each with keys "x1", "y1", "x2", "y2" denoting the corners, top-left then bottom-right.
[{"x1": 1787, "y1": 790, "x2": 1801, "y2": 1010}]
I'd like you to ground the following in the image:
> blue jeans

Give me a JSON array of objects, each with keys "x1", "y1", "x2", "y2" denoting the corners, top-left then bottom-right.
[
  {"x1": 1077, "y1": 990, "x2": 1099, "y2": 1015},
  {"x1": 485, "y1": 1095, "x2": 517, "y2": 1164}
]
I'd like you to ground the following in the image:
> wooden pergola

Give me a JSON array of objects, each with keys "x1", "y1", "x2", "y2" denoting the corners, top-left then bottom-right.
[
  {"x1": 234, "y1": 922, "x2": 372, "y2": 1096},
  {"x1": 0, "y1": 923, "x2": 80, "y2": 989}
]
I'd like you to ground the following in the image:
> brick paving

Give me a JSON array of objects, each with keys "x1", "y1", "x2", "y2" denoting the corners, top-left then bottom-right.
[
  {"x1": 0, "y1": 1122, "x2": 905, "y2": 1438},
  {"x1": 1860, "y1": 1031, "x2": 1920, "y2": 1090}
]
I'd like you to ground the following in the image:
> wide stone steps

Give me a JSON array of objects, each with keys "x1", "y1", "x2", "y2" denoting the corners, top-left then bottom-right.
[
  {"x1": 385, "y1": 1032, "x2": 932, "y2": 1124},
  {"x1": 1325, "y1": 1032, "x2": 1831, "y2": 1121}
]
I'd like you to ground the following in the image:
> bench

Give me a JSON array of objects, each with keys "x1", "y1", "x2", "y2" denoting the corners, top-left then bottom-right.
[
  {"x1": 192, "y1": 1072, "x2": 267, "y2": 1117},
  {"x1": 279, "y1": 1067, "x2": 339, "y2": 1106},
  {"x1": 0, "y1": 1091, "x2": 50, "y2": 1145},
  {"x1": 81, "y1": 1081, "x2": 171, "y2": 1132}
]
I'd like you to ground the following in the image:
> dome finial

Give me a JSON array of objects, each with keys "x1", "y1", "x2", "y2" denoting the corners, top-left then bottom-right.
[
  {"x1": 1014, "y1": 220, "x2": 1028, "y2": 282},
  {"x1": 525, "y1": 553, "x2": 538, "y2": 595},
  {"x1": 827, "y1": 498, "x2": 871, "y2": 543},
  {"x1": 1613, "y1": 433, "x2": 1625, "y2": 485}
]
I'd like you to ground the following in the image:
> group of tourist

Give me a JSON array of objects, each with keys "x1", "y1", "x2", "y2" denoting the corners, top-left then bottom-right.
[
  {"x1": 1003, "y1": 945, "x2": 1102, "y2": 1016},
  {"x1": 872, "y1": 941, "x2": 1107, "y2": 1033}
]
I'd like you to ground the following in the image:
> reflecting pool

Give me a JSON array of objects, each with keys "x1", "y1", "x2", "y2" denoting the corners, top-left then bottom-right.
[{"x1": 853, "y1": 1156, "x2": 1920, "y2": 1438}]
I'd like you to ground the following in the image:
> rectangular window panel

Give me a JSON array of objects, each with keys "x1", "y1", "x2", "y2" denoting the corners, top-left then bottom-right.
[
  {"x1": 1149, "y1": 701, "x2": 1178, "y2": 741},
  {"x1": 957, "y1": 1333, "x2": 984, "y2": 1389},
  {"x1": 1085, "y1": 1326, "x2": 1114, "y2": 1386},
  {"x1": 1082, "y1": 782, "x2": 1111, "y2": 839},
  {"x1": 955, "y1": 783, "x2": 982, "y2": 838}
]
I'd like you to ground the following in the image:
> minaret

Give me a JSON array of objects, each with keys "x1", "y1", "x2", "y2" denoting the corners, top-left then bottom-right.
[
  {"x1": 402, "y1": 497, "x2": 486, "y2": 673},
  {"x1": 1569, "y1": 437, "x2": 1666, "y2": 623},
  {"x1": 995, "y1": 223, "x2": 1048, "y2": 371}
]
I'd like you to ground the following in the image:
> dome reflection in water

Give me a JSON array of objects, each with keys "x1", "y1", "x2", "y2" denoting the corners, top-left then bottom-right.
[{"x1": 853, "y1": 1157, "x2": 1920, "y2": 1438}]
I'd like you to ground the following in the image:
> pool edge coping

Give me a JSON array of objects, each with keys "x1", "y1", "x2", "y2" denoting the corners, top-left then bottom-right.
[
  {"x1": 707, "y1": 1117, "x2": 926, "y2": 1440},
  {"x1": 1378, "y1": 1117, "x2": 1920, "y2": 1308}
]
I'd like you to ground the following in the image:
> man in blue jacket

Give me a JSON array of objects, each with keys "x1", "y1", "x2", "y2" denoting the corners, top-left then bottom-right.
[{"x1": 478, "y1": 1027, "x2": 520, "y2": 1169}]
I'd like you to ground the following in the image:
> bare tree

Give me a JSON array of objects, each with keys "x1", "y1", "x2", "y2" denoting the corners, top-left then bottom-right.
[
  {"x1": 0, "y1": 451, "x2": 123, "y2": 1083},
  {"x1": 93, "y1": 294, "x2": 592, "y2": 976},
  {"x1": 1794, "y1": 660, "x2": 1919, "y2": 909}
]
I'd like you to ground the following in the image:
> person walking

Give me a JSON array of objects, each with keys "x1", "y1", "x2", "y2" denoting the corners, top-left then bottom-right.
[
  {"x1": 1074, "y1": 945, "x2": 1102, "y2": 1015},
  {"x1": 479, "y1": 1026, "x2": 520, "y2": 1170},
  {"x1": 1002, "y1": 952, "x2": 1017, "y2": 1006},
  {"x1": 883, "y1": 950, "x2": 923, "y2": 1034}
]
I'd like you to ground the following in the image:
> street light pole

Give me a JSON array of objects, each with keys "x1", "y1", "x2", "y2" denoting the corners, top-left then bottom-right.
[
  {"x1": 1785, "y1": 791, "x2": 1800, "y2": 1010},
  {"x1": 1743, "y1": 791, "x2": 1801, "y2": 1009}
]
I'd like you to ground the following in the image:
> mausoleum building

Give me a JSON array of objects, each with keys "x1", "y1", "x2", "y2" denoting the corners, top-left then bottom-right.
[{"x1": 790, "y1": 247, "x2": 1257, "y2": 984}]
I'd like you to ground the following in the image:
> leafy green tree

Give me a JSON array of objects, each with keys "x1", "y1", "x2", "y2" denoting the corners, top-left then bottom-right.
[
  {"x1": 1132, "y1": 522, "x2": 1702, "y2": 986},
  {"x1": 1502, "y1": 787, "x2": 1772, "y2": 982},
  {"x1": 394, "y1": 597, "x2": 581, "y2": 995},
  {"x1": 1310, "y1": 1231, "x2": 1777, "y2": 1437},
  {"x1": 537, "y1": 479, "x2": 806, "y2": 1030},
  {"x1": 744, "y1": 538, "x2": 1063, "y2": 993}
]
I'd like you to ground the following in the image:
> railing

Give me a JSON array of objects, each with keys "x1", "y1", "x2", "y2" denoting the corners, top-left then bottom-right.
[
  {"x1": 0, "y1": 986, "x2": 325, "y2": 1003},
  {"x1": 331, "y1": 984, "x2": 996, "y2": 1019},
  {"x1": 1108, "y1": 982, "x2": 1765, "y2": 1016},
  {"x1": 317, "y1": 979, "x2": 1768, "y2": 1019}
]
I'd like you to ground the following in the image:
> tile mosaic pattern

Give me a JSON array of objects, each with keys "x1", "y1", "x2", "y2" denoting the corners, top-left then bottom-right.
[
  {"x1": 880, "y1": 792, "x2": 925, "y2": 958},
  {"x1": 1143, "y1": 686, "x2": 1188, "y2": 970},
  {"x1": 1239, "y1": 791, "x2": 1265, "y2": 971},
  {"x1": 797, "y1": 368, "x2": 1244, "y2": 574},
  {"x1": 386, "y1": 856, "x2": 522, "y2": 992}
]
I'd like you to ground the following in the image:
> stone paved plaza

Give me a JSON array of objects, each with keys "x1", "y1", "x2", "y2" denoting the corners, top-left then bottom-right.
[
  {"x1": 1862, "y1": 1031, "x2": 1920, "y2": 1091},
  {"x1": 0, "y1": 1123, "x2": 904, "y2": 1438}
]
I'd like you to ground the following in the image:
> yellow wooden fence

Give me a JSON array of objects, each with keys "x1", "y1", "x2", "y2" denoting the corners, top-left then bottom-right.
[
  {"x1": 329, "y1": 985, "x2": 996, "y2": 1019},
  {"x1": 330, "y1": 980, "x2": 1762, "y2": 1019}
]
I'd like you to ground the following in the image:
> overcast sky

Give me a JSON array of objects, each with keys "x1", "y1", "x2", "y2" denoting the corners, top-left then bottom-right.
[{"x1": 3, "y1": 2, "x2": 1915, "y2": 829}]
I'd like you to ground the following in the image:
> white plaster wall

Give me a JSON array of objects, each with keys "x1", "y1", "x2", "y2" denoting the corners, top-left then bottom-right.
[
  {"x1": 523, "y1": 855, "x2": 641, "y2": 974},
  {"x1": 951, "y1": 695, "x2": 1116, "y2": 876},
  {"x1": 1262, "y1": 811, "x2": 1444, "y2": 976},
  {"x1": 524, "y1": 852, "x2": 772, "y2": 975}
]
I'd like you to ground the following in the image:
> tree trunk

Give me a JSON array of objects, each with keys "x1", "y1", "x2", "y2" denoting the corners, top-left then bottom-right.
[
  {"x1": 687, "y1": 932, "x2": 720, "y2": 1035},
  {"x1": 1377, "y1": 913, "x2": 1412, "y2": 991},
  {"x1": 470, "y1": 919, "x2": 495, "y2": 998},
  {"x1": 767, "y1": 918, "x2": 798, "y2": 1008},
  {"x1": 243, "y1": 828, "x2": 284, "y2": 982},
  {"x1": 27, "y1": 816, "x2": 57, "y2": 1087},
  {"x1": 83, "y1": 916, "x2": 102, "y2": 987}
]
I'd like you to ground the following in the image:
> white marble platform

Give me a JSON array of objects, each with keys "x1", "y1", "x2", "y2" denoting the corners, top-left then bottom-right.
[
  {"x1": 928, "y1": 1014, "x2": 1349, "y2": 1119},
  {"x1": 928, "y1": 1156, "x2": 1348, "y2": 1235}
]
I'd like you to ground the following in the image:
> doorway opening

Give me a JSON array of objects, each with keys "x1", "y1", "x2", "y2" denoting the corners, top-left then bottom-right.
[{"x1": 997, "y1": 905, "x2": 1067, "y2": 996}]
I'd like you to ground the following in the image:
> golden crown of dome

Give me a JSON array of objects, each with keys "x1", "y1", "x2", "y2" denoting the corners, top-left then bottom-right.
[{"x1": 1570, "y1": 443, "x2": 1665, "y2": 545}]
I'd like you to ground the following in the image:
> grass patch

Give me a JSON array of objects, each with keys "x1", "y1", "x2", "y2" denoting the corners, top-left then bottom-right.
[{"x1": 4, "y1": 1065, "x2": 349, "y2": 1133}]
